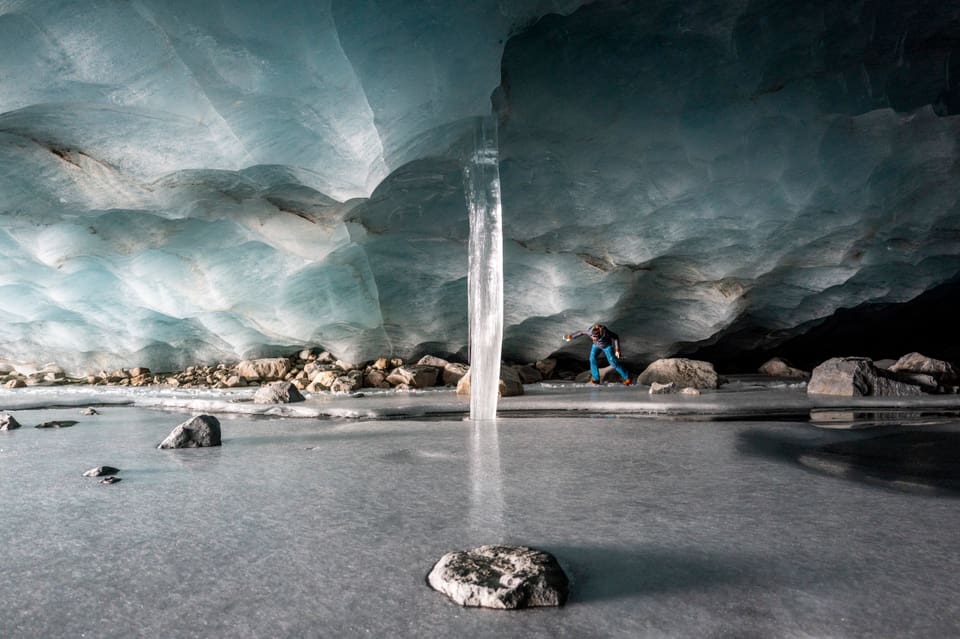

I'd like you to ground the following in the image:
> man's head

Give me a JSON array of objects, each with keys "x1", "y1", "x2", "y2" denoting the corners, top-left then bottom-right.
[{"x1": 591, "y1": 323, "x2": 604, "y2": 338}]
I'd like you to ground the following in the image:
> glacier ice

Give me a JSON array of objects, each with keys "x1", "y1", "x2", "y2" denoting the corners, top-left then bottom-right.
[{"x1": 0, "y1": 0, "x2": 959, "y2": 374}]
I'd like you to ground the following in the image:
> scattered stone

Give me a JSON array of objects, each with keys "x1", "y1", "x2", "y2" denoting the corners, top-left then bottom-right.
[
  {"x1": 680, "y1": 387, "x2": 701, "y2": 395},
  {"x1": 456, "y1": 366, "x2": 524, "y2": 397},
  {"x1": 236, "y1": 358, "x2": 292, "y2": 381},
  {"x1": 535, "y1": 358, "x2": 557, "y2": 379},
  {"x1": 363, "y1": 369, "x2": 391, "y2": 389},
  {"x1": 158, "y1": 415, "x2": 222, "y2": 449},
  {"x1": 5, "y1": 379, "x2": 25, "y2": 388},
  {"x1": 637, "y1": 358, "x2": 719, "y2": 389},
  {"x1": 758, "y1": 357, "x2": 809, "y2": 379},
  {"x1": 889, "y1": 352, "x2": 959, "y2": 393},
  {"x1": 649, "y1": 381, "x2": 676, "y2": 394},
  {"x1": 0, "y1": 413, "x2": 22, "y2": 430},
  {"x1": 386, "y1": 365, "x2": 439, "y2": 388},
  {"x1": 442, "y1": 362, "x2": 469, "y2": 386},
  {"x1": 417, "y1": 355, "x2": 450, "y2": 369},
  {"x1": 427, "y1": 544, "x2": 569, "y2": 609},
  {"x1": 253, "y1": 381, "x2": 306, "y2": 404},
  {"x1": 99, "y1": 476, "x2": 122, "y2": 485},
  {"x1": 807, "y1": 357, "x2": 922, "y2": 397},
  {"x1": 80, "y1": 407, "x2": 100, "y2": 415},
  {"x1": 330, "y1": 372, "x2": 363, "y2": 394},
  {"x1": 35, "y1": 420, "x2": 78, "y2": 429},
  {"x1": 83, "y1": 466, "x2": 119, "y2": 477}
]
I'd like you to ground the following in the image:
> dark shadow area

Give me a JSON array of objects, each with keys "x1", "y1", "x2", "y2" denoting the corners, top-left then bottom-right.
[
  {"x1": 683, "y1": 272, "x2": 960, "y2": 373},
  {"x1": 542, "y1": 544, "x2": 770, "y2": 604},
  {"x1": 738, "y1": 425, "x2": 960, "y2": 496}
]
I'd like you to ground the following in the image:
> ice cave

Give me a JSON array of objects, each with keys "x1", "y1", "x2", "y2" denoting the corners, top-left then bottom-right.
[{"x1": 2, "y1": 1, "x2": 960, "y2": 638}]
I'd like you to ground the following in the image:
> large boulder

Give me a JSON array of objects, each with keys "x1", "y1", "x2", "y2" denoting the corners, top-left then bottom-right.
[
  {"x1": 253, "y1": 381, "x2": 306, "y2": 403},
  {"x1": 888, "y1": 352, "x2": 959, "y2": 393},
  {"x1": 427, "y1": 545, "x2": 568, "y2": 609},
  {"x1": 386, "y1": 365, "x2": 439, "y2": 388},
  {"x1": 158, "y1": 415, "x2": 221, "y2": 449},
  {"x1": 758, "y1": 357, "x2": 809, "y2": 379},
  {"x1": 807, "y1": 357, "x2": 922, "y2": 397},
  {"x1": 236, "y1": 358, "x2": 292, "y2": 381},
  {"x1": 637, "y1": 358, "x2": 719, "y2": 389},
  {"x1": 456, "y1": 366, "x2": 524, "y2": 398}
]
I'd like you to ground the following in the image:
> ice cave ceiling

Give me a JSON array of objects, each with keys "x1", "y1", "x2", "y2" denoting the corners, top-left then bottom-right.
[{"x1": 1, "y1": 0, "x2": 959, "y2": 374}]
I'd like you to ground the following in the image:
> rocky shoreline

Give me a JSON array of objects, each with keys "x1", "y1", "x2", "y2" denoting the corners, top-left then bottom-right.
[{"x1": 1, "y1": 349, "x2": 957, "y2": 399}]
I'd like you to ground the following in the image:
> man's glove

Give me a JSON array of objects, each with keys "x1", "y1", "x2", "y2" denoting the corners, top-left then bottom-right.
[
  {"x1": 615, "y1": 351, "x2": 621, "y2": 359},
  {"x1": 563, "y1": 334, "x2": 572, "y2": 342}
]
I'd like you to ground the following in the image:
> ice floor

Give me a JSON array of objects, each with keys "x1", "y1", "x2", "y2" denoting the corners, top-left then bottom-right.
[{"x1": 2, "y1": 381, "x2": 959, "y2": 638}]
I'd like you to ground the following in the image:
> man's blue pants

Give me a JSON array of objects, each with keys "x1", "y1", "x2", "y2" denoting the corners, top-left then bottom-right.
[{"x1": 590, "y1": 344, "x2": 630, "y2": 381}]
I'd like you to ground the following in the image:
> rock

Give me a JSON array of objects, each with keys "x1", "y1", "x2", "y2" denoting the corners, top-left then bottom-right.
[
  {"x1": 330, "y1": 372, "x2": 363, "y2": 394},
  {"x1": 310, "y1": 370, "x2": 340, "y2": 389},
  {"x1": 889, "y1": 352, "x2": 959, "y2": 392},
  {"x1": 35, "y1": 420, "x2": 77, "y2": 428},
  {"x1": 0, "y1": 412, "x2": 21, "y2": 430},
  {"x1": 535, "y1": 358, "x2": 557, "y2": 379},
  {"x1": 236, "y1": 358, "x2": 292, "y2": 381},
  {"x1": 417, "y1": 355, "x2": 450, "y2": 368},
  {"x1": 129, "y1": 367, "x2": 150, "y2": 377},
  {"x1": 363, "y1": 369, "x2": 391, "y2": 388},
  {"x1": 807, "y1": 357, "x2": 922, "y2": 397},
  {"x1": 80, "y1": 407, "x2": 100, "y2": 415},
  {"x1": 649, "y1": 381, "x2": 676, "y2": 394},
  {"x1": 158, "y1": 415, "x2": 222, "y2": 448},
  {"x1": 512, "y1": 364, "x2": 543, "y2": 384},
  {"x1": 99, "y1": 476, "x2": 122, "y2": 485},
  {"x1": 442, "y1": 362, "x2": 470, "y2": 386},
  {"x1": 5, "y1": 379, "x2": 25, "y2": 388},
  {"x1": 456, "y1": 366, "x2": 524, "y2": 398},
  {"x1": 253, "y1": 381, "x2": 306, "y2": 404},
  {"x1": 758, "y1": 357, "x2": 809, "y2": 379},
  {"x1": 427, "y1": 544, "x2": 568, "y2": 609},
  {"x1": 637, "y1": 358, "x2": 719, "y2": 389},
  {"x1": 224, "y1": 375, "x2": 244, "y2": 388},
  {"x1": 83, "y1": 466, "x2": 119, "y2": 477},
  {"x1": 386, "y1": 365, "x2": 439, "y2": 388},
  {"x1": 371, "y1": 357, "x2": 390, "y2": 370},
  {"x1": 680, "y1": 387, "x2": 701, "y2": 395}
]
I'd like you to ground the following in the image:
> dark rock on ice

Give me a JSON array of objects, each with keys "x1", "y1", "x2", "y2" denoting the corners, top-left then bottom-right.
[
  {"x1": 99, "y1": 476, "x2": 122, "y2": 484},
  {"x1": 0, "y1": 412, "x2": 21, "y2": 430},
  {"x1": 427, "y1": 544, "x2": 568, "y2": 609},
  {"x1": 35, "y1": 420, "x2": 78, "y2": 428},
  {"x1": 157, "y1": 415, "x2": 221, "y2": 449},
  {"x1": 83, "y1": 466, "x2": 119, "y2": 477},
  {"x1": 80, "y1": 407, "x2": 100, "y2": 415}
]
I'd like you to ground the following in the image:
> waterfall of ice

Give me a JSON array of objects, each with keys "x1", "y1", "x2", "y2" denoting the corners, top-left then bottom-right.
[{"x1": 463, "y1": 116, "x2": 504, "y2": 421}]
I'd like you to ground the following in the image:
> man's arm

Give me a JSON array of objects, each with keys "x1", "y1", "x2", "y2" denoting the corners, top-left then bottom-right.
[{"x1": 564, "y1": 329, "x2": 589, "y2": 342}]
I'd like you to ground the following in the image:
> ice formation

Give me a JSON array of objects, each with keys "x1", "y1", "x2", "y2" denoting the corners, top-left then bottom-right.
[{"x1": 0, "y1": 0, "x2": 958, "y2": 374}]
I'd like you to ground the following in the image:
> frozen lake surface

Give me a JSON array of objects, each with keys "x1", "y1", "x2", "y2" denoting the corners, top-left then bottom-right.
[{"x1": 2, "y1": 380, "x2": 959, "y2": 638}]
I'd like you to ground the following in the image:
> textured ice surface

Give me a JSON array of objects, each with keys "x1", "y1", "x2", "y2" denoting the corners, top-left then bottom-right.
[
  {"x1": 2, "y1": 384, "x2": 959, "y2": 638},
  {"x1": 0, "y1": 1, "x2": 959, "y2": 373}
]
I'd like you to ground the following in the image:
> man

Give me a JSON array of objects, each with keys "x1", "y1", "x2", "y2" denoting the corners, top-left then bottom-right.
[{"x1": 564, "y1": 323, "x2": 631, "y2": 385}]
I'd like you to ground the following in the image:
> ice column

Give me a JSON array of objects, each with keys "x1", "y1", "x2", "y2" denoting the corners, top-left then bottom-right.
[{"x1": 463, "y1": 116, "x2": 504, "y2": 421}]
